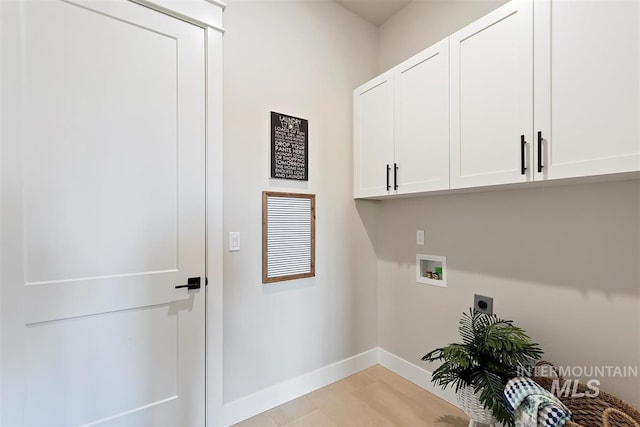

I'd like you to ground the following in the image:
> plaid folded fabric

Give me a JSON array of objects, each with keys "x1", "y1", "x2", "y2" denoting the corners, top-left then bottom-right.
[{"x1": 504, "y1": 377, "x2": 572, "y2": 427}]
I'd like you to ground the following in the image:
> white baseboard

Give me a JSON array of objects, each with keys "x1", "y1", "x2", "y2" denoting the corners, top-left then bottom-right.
[
  {"x1": 222, "y1": 348, "x2": 378, "y2": 426},
  {"x1": 376, "y1": 348, "x2": 458, "y2": 407},
  {"x1": 222, "y1": 347, "x2": 462, "y2": 426}
]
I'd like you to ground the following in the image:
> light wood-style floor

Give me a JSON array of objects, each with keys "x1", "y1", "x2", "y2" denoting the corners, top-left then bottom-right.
[{"x1": 233, "y1": 365, "x2": 469, "y2": 427}]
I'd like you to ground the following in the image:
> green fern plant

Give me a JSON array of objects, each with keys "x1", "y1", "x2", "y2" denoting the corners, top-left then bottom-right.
[{"x1": 421, "y1": 309, "x2": 543, "y2": 427}]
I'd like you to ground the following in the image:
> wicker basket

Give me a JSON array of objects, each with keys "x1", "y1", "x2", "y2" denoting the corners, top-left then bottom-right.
[
  {"x1": 531, "y1": 361, "x2": 640, "y2": 427},
  {"x1": 456, "y1": 386, "x2": 498, "y2": 425}
]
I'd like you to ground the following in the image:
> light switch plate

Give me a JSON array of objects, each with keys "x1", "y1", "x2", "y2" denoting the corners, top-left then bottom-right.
[
  {"x1": 416, "y1": 230, "x2": 425, "y2": 245},
  {"x1": 229, "y1": 232, "x2": 240, "y2": 251}
]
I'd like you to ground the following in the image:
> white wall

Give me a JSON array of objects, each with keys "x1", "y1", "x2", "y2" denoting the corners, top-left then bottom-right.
[
  {"x1": 375, "y1": 180, "x2": 640, "y2": 406},
  {"x1": 374, "y1": 0, "x2": 640, "y2": 407},
  {"x1": 223, "y1": 0, "x2": 379, "y2": 404},
  {"x1": 378, "y1": 0, "x2": 507, "y2": 72},
  {"x1": 223, "y1": 0, "x2": 640, "y2": 413}
]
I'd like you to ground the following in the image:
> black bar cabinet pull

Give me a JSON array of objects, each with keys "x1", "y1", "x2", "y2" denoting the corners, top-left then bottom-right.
[
  {"x1": 394, "y1": 163, "x2": 398, "y2": 190},
  {"x1": 537, "y1": 131, "x2": 544, "y2": 173},
  {"x1": 520, "y1": 135, "x2": 527, "y2": 175},
  {"x1": 175, "y1": 277, "x2": 201, "y2": 290},
  {"x1": 386, "y1": 164, "x2": 390, "y2": 190}
]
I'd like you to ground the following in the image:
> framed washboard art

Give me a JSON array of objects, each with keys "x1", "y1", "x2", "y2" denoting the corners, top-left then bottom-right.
[{"x1": 262, "y1": 192, "x2": 316, "y2": 283}]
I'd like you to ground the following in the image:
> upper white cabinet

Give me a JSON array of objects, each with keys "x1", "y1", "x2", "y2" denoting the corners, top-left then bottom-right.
[
  {"x1": 353, "y1": 71, "x2": 394, "y2": 198},
  {"x1": 354, "y1": 40, "x2": 449, "y2": 198},
  {"x1": 534, "y1": 0, "x2": 640, "y2": 180},
  {"x1": 449, "y1": 0, "x2": 533, "y2": 189},
  {"x1": 354, "y1": 0, "x2": 640, "y2": 199},
  {"x1": 394, "y1": 39, "x2": 450, "y2": 194},
  {"x1": 450, "y1": 0, "x2": 639, "y2": 189}
]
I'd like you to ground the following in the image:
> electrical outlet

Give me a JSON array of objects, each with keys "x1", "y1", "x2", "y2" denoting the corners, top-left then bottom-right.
[
  {"x1": 416, "y1": 229, "x2": 425, "y2": 245},
  {"x1": 474, "y1": 294, "x2": 493, "y2": 315}
]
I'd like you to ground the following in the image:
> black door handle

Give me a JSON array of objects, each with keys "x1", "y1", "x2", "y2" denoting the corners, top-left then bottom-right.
[
  {"x1": 386, "y1": 164, "x2": 390, "y2": 191},
  {"x1": 175, "y1": 277, "x2": 201, "y2": 290},
  {"x1": 394, "y1": 163, "x2": 398, "y2": 190},
  {"x1": 537, "y1": 131, "x2": 544, "y2": 173},
  {"x1": 520, "y1": 135, "x2": 527, "y2": 175}
]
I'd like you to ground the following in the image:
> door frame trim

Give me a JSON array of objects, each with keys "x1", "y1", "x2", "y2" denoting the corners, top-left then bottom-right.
[
  {"x1": 133, "y1": 0, "x2": 225, "y2": 32},
  {"x1": 204, "y1": 23, "x2": 225, "y2": 427}
]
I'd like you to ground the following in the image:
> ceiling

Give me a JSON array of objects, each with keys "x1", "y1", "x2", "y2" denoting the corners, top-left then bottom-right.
[{"x1": 334, "y1": 0, "x2": 412, "y2": 26}]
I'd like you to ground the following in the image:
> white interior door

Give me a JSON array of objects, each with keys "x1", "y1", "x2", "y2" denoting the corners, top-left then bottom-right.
[{"x1": 1, "y1": 1, "x2": 206, "y2": 425}]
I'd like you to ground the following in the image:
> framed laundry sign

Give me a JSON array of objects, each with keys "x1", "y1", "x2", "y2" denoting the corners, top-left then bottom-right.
[
  {"x1": 262, "y1": 192, "x2": 315, "y2": 283},
  {"x1": 270, "y1": 111, "x2": 308, "y2": 181}
]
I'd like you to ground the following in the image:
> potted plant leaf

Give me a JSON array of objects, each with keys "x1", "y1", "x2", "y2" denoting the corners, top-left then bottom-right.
[{"x1": 422, "y1": 309, "x2": 543, "y2": 427}]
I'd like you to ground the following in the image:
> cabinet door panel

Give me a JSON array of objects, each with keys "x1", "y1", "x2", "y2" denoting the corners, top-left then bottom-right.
[
  {"x1": 450, "y1": 0, "x2": 533, "y2": 189},
  {"x1": 395, "y1": 39, "x2": 449, "y2": 193},
  {"x1": 534, "y1": 0, "x2": 640, "y2": 180},
  {"x1": 354, "y1": 72, "x2": 394, "y2": 198}
]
